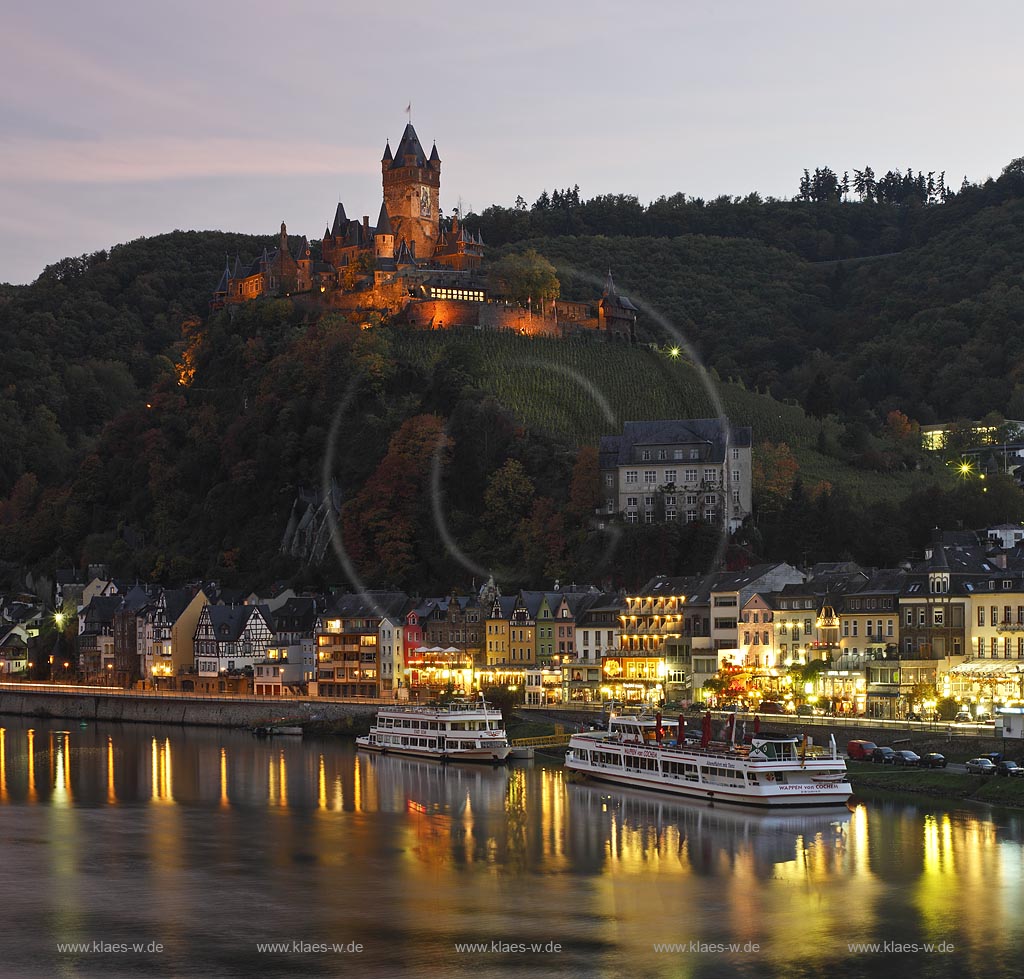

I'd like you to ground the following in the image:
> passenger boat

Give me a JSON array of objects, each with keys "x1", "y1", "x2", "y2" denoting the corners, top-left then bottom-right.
[
  {"x1": 356, "y1": 699, "x2": 512, "y2": 762},
  {"x1": 564, "y1": 711, "x2": 851, "y2": 808}
]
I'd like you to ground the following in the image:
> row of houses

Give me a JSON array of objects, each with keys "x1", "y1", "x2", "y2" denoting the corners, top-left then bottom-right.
[{"x1": 13, "y1": 524, "x2": 1024, "y2": 716}]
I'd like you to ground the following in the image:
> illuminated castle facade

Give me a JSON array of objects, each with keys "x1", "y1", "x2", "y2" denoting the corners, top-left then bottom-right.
[{"x1": 212, "y1": 121, "x2": 484, "y2": 312}]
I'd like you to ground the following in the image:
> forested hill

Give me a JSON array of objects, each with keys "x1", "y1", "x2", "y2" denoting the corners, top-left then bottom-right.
[
  {"x1": 1, "y1": 160, "x2": 1023, "y2": 589},
  {"x1": 472, "y1": 158, "x2": 1024, "y2": 425}
]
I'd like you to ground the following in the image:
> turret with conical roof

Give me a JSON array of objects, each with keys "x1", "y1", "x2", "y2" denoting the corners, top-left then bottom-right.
[{"x1": 374, "y1": 201, "x2": 395, "y2": 261}]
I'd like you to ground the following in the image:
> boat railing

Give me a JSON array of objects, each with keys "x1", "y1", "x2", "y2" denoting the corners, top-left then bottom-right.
[
  {"x1": 376, "y1": 701, "x2": 502, "y2": 716},
  {"x1": 571, "y1": 731, "x2": 841, "y2": 764}
]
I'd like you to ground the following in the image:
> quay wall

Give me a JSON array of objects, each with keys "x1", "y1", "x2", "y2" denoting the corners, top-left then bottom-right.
[{"x1": 0, "y1": 687, "x2": 380, "y2": 729}]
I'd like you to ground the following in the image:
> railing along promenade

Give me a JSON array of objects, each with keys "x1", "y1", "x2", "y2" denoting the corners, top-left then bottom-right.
[{"x1": 0, "y1": 681, "x2": 390, "y2": 706}]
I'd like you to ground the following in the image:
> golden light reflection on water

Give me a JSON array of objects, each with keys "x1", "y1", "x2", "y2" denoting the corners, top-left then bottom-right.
[{"x1": 6, "y1": 720, "x2": 1024, "y2": 962}]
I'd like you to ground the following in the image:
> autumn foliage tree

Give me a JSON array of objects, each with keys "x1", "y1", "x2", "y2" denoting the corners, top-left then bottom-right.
[
  {"x1": 342, "y1": 415, "x2": 450, "y2": 583},
  {"x1": 752, "y1": 442, "x2": 799, "y2": 511}
]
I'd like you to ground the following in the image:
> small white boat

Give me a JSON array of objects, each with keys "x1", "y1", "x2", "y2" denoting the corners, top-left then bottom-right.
[
  {"x1": 357, "y1": 698, "x2": 511, "y2": 762},
  {"x1": 565, "y1": 711, "x2": 851, "y2": 808}
]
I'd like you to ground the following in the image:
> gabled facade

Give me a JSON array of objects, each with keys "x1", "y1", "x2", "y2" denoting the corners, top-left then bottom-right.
[{"x1": 193, "y1": 604, "x2": 274, "y2": 676}]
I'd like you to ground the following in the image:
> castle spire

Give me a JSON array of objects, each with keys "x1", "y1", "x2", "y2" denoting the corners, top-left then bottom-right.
[
  {"x1": 382, "y1": 140, "x2": 393, "y2": 164},
  {"x1": 429, "y1": 141, "x2": 440, "y2": 168},
  {"x1": 375, "y1": 201, "x2": 393, "y2": 237}
]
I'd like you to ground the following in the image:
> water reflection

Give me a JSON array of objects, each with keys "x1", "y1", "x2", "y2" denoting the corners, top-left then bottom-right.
[{"x1": 1, "y1": 717, "x2": 1024, "y2": 977}]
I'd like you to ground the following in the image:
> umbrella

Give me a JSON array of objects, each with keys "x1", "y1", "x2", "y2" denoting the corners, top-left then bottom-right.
[{"x1": 701, "y1": 711, "x2": 712, "y2": 749}]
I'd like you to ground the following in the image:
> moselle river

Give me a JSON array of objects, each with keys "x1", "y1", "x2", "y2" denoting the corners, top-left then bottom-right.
[{"x1": 1, "y1": 717, "x2": 1022, "y2": 979}]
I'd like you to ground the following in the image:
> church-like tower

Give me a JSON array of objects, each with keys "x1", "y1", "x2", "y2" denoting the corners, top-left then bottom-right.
[{"x1": 381, "y1": 123, "x2": 440, "y2": 260}]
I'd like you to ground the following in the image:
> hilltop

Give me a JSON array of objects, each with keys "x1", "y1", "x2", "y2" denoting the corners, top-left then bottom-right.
[{"x1": 2, "y1": 165, "x2": 1024, "y2": 589}]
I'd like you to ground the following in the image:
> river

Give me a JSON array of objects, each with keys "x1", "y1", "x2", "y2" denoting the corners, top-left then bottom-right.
[{"x1": 1, "y1": 716, "x2": 1022, "y2": 978}]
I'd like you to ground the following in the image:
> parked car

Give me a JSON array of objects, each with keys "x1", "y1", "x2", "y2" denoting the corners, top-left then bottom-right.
[
  {"x1": 757, "y1": 701, "x2": 785, "y2": 715},
  {"x1": 996, "y1": 760, "x2": 1024, "y2": 778},
  {"x1": 905, "y1": 711, "x2": 923, "y2": 721},
  {"x1": 686, "y1": 703, "x2": 708, "y2": 713},
  {"x1": 720, "y1": 704, "x2": 742, "y2": 713},
  {"x1": 966, "y1": 757, "x2": 997, "y2": 775},
  {"x1": 796, "y1": 704, "x2": 824, "y2": 716},
  {"x1": 893, "y1": 750, "x2": 921, "y2": 766},
  {"x1": 871, "y1": 747, "x2": 897, "y2": 764},
  {"x1": 921, "y1": 753, "x2": 947, "y2": 769},
  {"x1": 954, "y1": 711, "x2": 974, "y2": 723},
  {"x1": 981, "y1": 751, "x2": 1003, "y2": 765},
  {"x1": 847, "y1": 740, "x2": 878, "y2": 760}
]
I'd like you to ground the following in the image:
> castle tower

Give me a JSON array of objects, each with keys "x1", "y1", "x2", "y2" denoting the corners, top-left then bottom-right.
[
  {"x1": 382, "y1": 123, "x2": 440, "y2": 261},
  {"x1": 374, "y1": 201, "x2": 395, "y2": 260}
]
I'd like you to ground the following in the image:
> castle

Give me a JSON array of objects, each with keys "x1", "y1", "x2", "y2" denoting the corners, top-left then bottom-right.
[{"x1": 212, "y1": 119, "x2": 636, "y2": 340}]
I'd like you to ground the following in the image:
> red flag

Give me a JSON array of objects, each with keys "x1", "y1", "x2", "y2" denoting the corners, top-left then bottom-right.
[
  {"x1": 655, "y1": 711, "x2": 662, "y2": 743},
  {"x1": 678, "y1": 714, "x2": 685, "y2": 744},
  {"x1": 754, "y1": 714, "x2": 761, "y2": 734}
]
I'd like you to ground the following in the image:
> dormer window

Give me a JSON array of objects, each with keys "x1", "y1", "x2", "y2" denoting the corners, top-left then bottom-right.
[{"x1": 929, "y1": 573, "x2": 950, "y2": 594}]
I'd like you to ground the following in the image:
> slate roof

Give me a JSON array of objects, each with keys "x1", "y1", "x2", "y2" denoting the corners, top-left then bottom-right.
[
  {"x1": 375, "y1": 202, "x2": 393, "y2": 236},
  {"x1": 391, "y1": 123, "x2": 430, "y2": 169},
  {"x1": 600, "y1": 418, "x2": 753, "y2": 468},
  {"x1": 326, "y1": 591, "x2": 409, "y2": 620},
  {"x1": 331, "y1": 202, "x2": 348, "y2": 237}
]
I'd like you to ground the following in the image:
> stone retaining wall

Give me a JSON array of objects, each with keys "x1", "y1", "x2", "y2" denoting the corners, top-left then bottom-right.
[{"x1": 0, "y1": 689, "x2": 379, "y2": 729}]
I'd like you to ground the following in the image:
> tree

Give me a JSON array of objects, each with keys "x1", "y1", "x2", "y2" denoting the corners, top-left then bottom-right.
[
  {"x1": 487, "y1": 249, "x2": 560, "y2": 305},
  {"x1": 752, "y1": 442, "x2": 799, "y2": 510},
  {"x1": 482, "y1": 459, "x2": 536, "y2": 543},
  {"x1": 567, "y1": 445, "x2": 599, "y2": 518}
]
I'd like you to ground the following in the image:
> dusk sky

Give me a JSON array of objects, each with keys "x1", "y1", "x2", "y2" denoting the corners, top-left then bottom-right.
[{"x1": 2, "y1": 0, "x2": 1022, "y2": 285}]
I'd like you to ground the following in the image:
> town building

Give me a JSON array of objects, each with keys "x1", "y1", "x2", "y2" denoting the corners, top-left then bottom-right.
[{"x1": 599, "y1": 418, "x2": 753, "y2": 531}]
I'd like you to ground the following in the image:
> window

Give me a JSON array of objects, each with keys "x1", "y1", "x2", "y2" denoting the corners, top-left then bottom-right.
[
  {"x1": 704, "y1": 508, "x2": 716, "y2": 521},
  {"x1": 933, "y1": 608, "x2": 944, "y2": 626},
  {"x1": 604, "y1": 473, "x2": 613, "y2": 486},
  {"x1": 992, "y1": 606, "x2": 998, "y2": 626},
  {"x1": 703, "y1": 494, "x2": 716, "y2": 505},
  {"x1": 664, "y1": 495, "x2": 677, "y2": 506},
  {"x1": 665, "y1": 469, "x2": 677, "y2": 484},
  {"x1": 852, "y1": 621, "x2": 858, "y2": 637},
  {"x1": 644, "y1": 512, "x2": 653, "y2": 523},
  {"x1": 804, "y1": 618, "x2": 812, "y2": 633},
  {"x1": 684, "y1": 469, "x2": 698, "y2": 483},
  {"x1": 1005, "y1": 638, "x2": 1011, "y2": 658},
  {"x1": 732, "y1": 470, "x2": 740, "y2": 483},
  {"x1": 866, "y1": 620, "x2": 873, "y2": 637},
  {"x1": 673, "y1": 449, "x2": 683, "y2": 460},
  {"x1": 1006, "y1": 606, "x2": 1013, "y2": 624},
  {"x1": 732, "y1": 448, "x2": 739, "y2": 460},
  {"x1": 732, "y1": 491, "x2": 740, "y2": 504},
  {"x1": 1018, "y1": 637, "x2": 1023, "y2": 658},
  {"x1": 644, "y1": 470, "x2": 657, "y2": 484},
  {"x1": 685, "y1": 494, "x2": 697, "y2": 506},
  {"x1": 843, "y1": 621, "x2": 849, "y2": 637},
  {"x1": 979, "y1": 637, "x2": 986, "y2": 657},
  {"x1": 641, "y1": 450, "x2": 651, "y2": 461},
  {"x1": 625, "y1": 470, "x2": 638, "y2": 483},
  {"x1": 686, "y1": 510, "x2": 697, "y2": 522},
  {"x1": 665, "y1": 508, "x2": 677, "y2": 520},
  {"x1": 1005, "y1": 580, "x2": 1013, "y2": 590},
  {"x1": 704, "y1": 468, "x2": 717, "y2": 483},
  {"x1": 918, "y1": 609, "x2": 926, "y2": 626},
  {"x1": 626, "y1": 496, "x2": 638, "y2": 508},
  {"x1": 886, "y1": 619, "x2": 893, "y2": 637},
  {"x1": 644, "y1": 496, "x2": 655, "y2": 508},
  {"x1": 690, "y1": 449, "x2": 700, "y2": 460},
  {"x1": 658, "y1": 449, "x2": 667, "y2": 460},
  {"x1": 979, "y1": 606, "x2": 985, "y2": 627},
  {"x1": 606, "y1": 499, "x2": 615, "y2": 513}
]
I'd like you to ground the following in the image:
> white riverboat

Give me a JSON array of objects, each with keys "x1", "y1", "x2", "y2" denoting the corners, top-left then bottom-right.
[
  {"x1": 565, "y1": 711, "x2": 851, "y2": 808},
  {"x1": 356, "y1": 699, "x2": 512, "y2": 762}
]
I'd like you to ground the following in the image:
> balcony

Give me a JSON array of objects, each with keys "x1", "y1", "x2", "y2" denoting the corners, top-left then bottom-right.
[{"x1": 997, "y1": 620, "x2": 1024, "y2": 633}]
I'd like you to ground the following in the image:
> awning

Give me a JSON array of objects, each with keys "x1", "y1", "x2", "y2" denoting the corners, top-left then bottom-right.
[{"x1": 949, "y1": 662, "x2": 1024, "y2": 678}]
